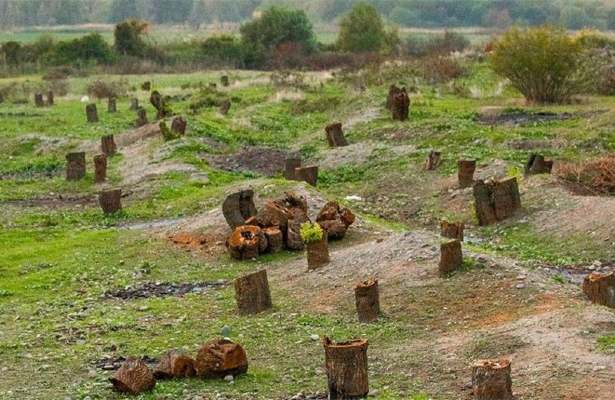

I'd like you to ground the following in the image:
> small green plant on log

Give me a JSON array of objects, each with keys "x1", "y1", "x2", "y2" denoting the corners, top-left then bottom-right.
[{"x1": 300, "y1": 222, "x2": 323, "y2": 244}]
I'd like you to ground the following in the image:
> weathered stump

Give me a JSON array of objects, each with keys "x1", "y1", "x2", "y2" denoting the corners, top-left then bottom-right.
[
  {"x1": 34, "y1": 93, "x2": 45, "y2": 107},
  {"x1": 295, "y1": 165, "x2": 318, "y2": 187},
  {"x1": 110, "y1": 357, "x2": 156, "y2": 394},
  {"x1": 101, "y1": 134, "x2": 117, "y2": 156},
  {"x1": 287, "y1": 209, "x2": 309, "y2": 250},
  {"x1": 154, "y1": 350, "x2": 196, "y2": 379},
  {"x1": 141, "y1": 81, "x2": 151, "y2": 91},
  {"x1": 386, "y1": 84, "x2": 401, "y2": 111},
  {"x1": 194, "y1": 339, "x2": 248, "y2": 378},
  {"x1": 473, "y1": 180, "x2": 498, "y2": 226},
  {"x1": 391, "y1": 87, "x2": 410, "y2": 121},
  {"x1": 325, "y1": 122, "x2": 349, "y2": 147},
  {"x1": 93, "y1": 154, "x2": 107, "y2": 183},
  {"x1": 234, "y1": 269, "x2": 272, "y2": 314},
  {"x1": 150, "y1": 90, "x2": 169, "y2": 119},
  {"x1": 171, "y1": 116, "x2": 187, "y2": 136},
  {"x1": 439, "y1": 239, "x2": 462, "y2": 276},
  {"x1": 471, "y1": 359, "x2": 513, "y2": 400},
  {"x1": 525, "y1": 154, "x2": 553, "y2": 175},
  {"x1": 323, "y1": 337, "x2": 369, "y2": 399},
  {"x1": 221, "y1": 75, "x2": 230, "y2": 87},
  {"x1": 284, "y1": 157, "x2": 302, "y2": 180},
  {"x1": 86, "y1": 103, "x2": 98, "y2": 123},
  {"x1": 108, "y1": 96, "x2": 117, "y2": 113},
  {"x1": 99, "y1": 189, "x2": 122, "y2": 215},
  {"x1": 425, "y1": 150, "x2": 442, "y2": 170},
  {"x1": 219, "y1": 99, "x2": 231, "y2": 115},
  {"x1": 65, "y1": 152, "x2": 86, "y2": 181},
  {"x1": 135, "y1": 108, "x2": 148, "y2": 127},
  {"x1": 582, "y1": 272, "x2": 615, "y2": 308},
  {"x1": 440, "y1": 220, "x2": 464, "y2": 241},
  {"x1": 130, "y1": 97, "x2": 139, "y2": 111},
  {"x1": 473, "y1": 178, "x2": 521, "y2": 226},
  {"x1": 226, "y1": 225, "x2": 267, "y2": 260},
  {"x1": 46, "y1": 91, "x2": 54, "y2": 106},
  {"x1": 307, "y1": 237, "x2": 330, "y2": 270},
  {"x1": 355, "y1": 278, "x2": 379, "y2": 323},
  {"x1": 458, "y1": 159, "x2": 476, "y2": 188},
  {"x1": 263, "y1": 226, "x2": 283, "y2": 253},
  {"x1": 222, "y1": 189, "x2": 257, "y2": 229}
]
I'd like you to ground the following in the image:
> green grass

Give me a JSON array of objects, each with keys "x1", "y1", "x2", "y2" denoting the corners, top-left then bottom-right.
[{"x1": 597, "y1": 334, "x2": 615, "y2": 353}]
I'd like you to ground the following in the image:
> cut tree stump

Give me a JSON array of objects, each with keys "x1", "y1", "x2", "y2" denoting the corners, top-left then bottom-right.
[
  {"x1": 263, "y1": 226, "x2": 283, "y2": 253},
  {"x1": 284, "y1": 157, "x2": 302, "y2": 180},
  {"x1": 222, "y1": 189, "x2": 257, "y2": 229},
  {"x1": 194, "y1": 339, "x2": 248, "y2": 378},
  {"x1": 525, "y1": 154, "x2": 553, "y2": 175},
  {"x1": 171, "y1": 116, "x2": 187, "y2": 136},
  {"x1": 141, "y1": 81, "x2": 151, "y2": 91},
  {"x1": 582, "y1": 272, "x2": 615, "y2": 308},
  {"x1": 108, "y1": 97, "x2": 117, "y2": 113},
  {"x1": 101, "y1": 134, "x2": 117, "y2": 156},
  {"x1": 150, "y1": 90, "x2": 170, "y2": 119},
  {"x1": 65, "y1": 152, "x2": 86, "y2": 181},
  {"x1": 439, "y1": 239, "x2": 462, "y2": 276},
  {"x1": 471, "y1": 359, "x2": 513, "y2": 400},
  {"x1": 458, "y1": 159, "x2": 476, "y2": 188},
  {"x1": 473, "y1": 178, "x2": 521, "y2": 226},
  {"x1": 34, "y1": 93, "x2": 45, "y2": 107},
  {"x1": 307, "y1": 237, "x2": 330, "y2": 270},
  {"x1": 110, "y1": 357, "x2": 156, "y2": 394},
  {"x1": 287, "y1": 209, "x2": 309, "y2": 250},
  {"x1": 425, "y1": 150, "x2": 442, "y2": 170},
  {"x1": 391, "y1": 87, "x2": 410, "y2": 121},
  {"x1": 440, "y1": 220, "x2": 464, "y2": 241},
  {"x1": 295, "y1": 165, "x2": 318, "y2": 186},
  {"x1": 355, "y1": 278, "x2": 379, "y2": 323},
  {"x1": 325, "y1": 122, "x2": 348, "y2": 147},
  {"x1": 135, "y1": 108, "x2": 148, "y2": 127},
  {"x1": 86, "y1": 103, "x2": 98, "y2": 123},
  {"x1": 221, "y1": 75, "x2": 230, "y2": 87},
  {"x1": 130, "y1": 98, "x2": 139, "y2": 111},
  {"x1": 93, "y1": 154, "x2": 107, "y2": 183},
  {"x1": 99, "y1": 189, "x2": 122, "y2": 215},
  {"x1": 219, "y1": 99, "x2": 231, "y2": 115},
  {"x1": 226, "y1": 225, "x2": 267, "y2": 260},
  {"x1": 386, "y1": 84, "x2": 401, "y2": 110},
  {"x1": 46, "y1": 91, "x2": 54, "y2": 106},
  {"x1": 234, "y1": 269, "x2": 272, "y2": 314},
  {"x1": 323, "y1": 337, "x2": 369, "y2": 399},
  {"x1": 154, "y1": 350, "x2": 196, "y2": 379}
]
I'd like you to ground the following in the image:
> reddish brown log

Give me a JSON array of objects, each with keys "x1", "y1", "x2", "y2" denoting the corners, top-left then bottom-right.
[
  {"x1": 284, "y1": 157, "x2": 302, "y2": 180},
  {"x1": 154, "y1": 350, "x2": 196, "y2": 379},
  {"x1": 65, "y1": 152, "x2": 86, "y2": 181},
  {"x1": 316, "y1": 201, "x2": 355, "y2": 240},
  {"x1": 234, "y1": 269, "x2": 272, "y2": 314},
  {"x1": 458, "y1": 159, "x2": 476, "y2": 188},
  {"x1": 46, "y1": 91, "x2": 54, "y2": 106},
  {"x1": 107, "y1": 97, "x2": 117, "y2": 113},
  {"x1": 525, "y1": 154, "x2": 553, "y2": 175},
  {"x1": 439, "y1": 239, "x2": 462, "y2": 276},
  {"x1": 222, "y1": 190, "x2": 257, "y2": 229},
  {"x1": 101, "y1": 134, "x2": 117, "y2": 156},
  {"x1": 325, "y1": 122, "x2": 349, "y2": 147},
  {"x1": 425, "y1": 150, "x2": 442, "y2": 170},
  {"x1": 99, "y1": 189, "x2": 122, "y2": 214},
  {"x1": 355, "y1": 278, "x2": 379, "y2": 323},
  {"x1": 473, "y1": 180, "x2": 497, "y2": 226},
  {"x1": 440, "y1": 220, "x2": 464, "y2": 241},
  {"x1": 226, "y1": 225, "x2": 267, "y2": 260},
  {"x1": 130, "y1": 98, "x2": 139, "y2": 111},
  {"x1": 471, "y1": 359, "x2": 513, "y2": 400},
  {"x1": 110, "y1": 357, "x2": 156, "y2": 394},
  {"x1": 295, "y1": 165, "x2": 318, "y2": 186},
  {"x1": 93, "y1": 154, "x2": 107, "y2": 183},
  {"x1": 135, "y1": 108, "x2": 148, "y2": 127},
  {"x1": 323, "y1": 337, "x2": 369, "y2": 399},
  {"x1": 307, "y1": 237, "x2": 330, "y2": 270},
  {"x1": 171, "y1": 116, "x2": 187, "y2": 135},
  {"x1": 86, "y1": 103, "x2": 98, "y2": 123},
  {"x1": 263, "y1": 226, "x2": 283, "y2": 253},
  {"x1": 34, "y1": 93, "x2": 45, "y2": 107},
  {"x1": 256, "y1": 201, "x2": 290, "y2": 230},
  {"x1": 391, "y1": 87, "x2": 410, "y2": 121},
  {"x1": 582, "y1": 272, "x2": 615, "y2": 308},
  {"x1": 194, "y1": 339, "x2": 248, "y2": 378}
]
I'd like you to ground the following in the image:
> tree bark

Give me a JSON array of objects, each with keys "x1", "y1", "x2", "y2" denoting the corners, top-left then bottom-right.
[
  {"x1": 325, "y1": 122, "x2": 349, "y2": 147},
  {"x1": 171, "y1": 116, "x2": 187, "y2": 135},
  {"x1": 65, "y1": 152, "x2": 86, "y2": 181},
  {"x1": 323, "y1": 337, "x2": 369, "y2": 399},
  {"x1": 94, "y1": 154, "x2": 107, "y2": 183},
  {"x1": 439, "y1": 239, "x2": 462, "y2": 276},
  {"x1": 86, "y1": 103, "x2": 98, "y2": 123},
  {"x1": 222, "y1": 189, "x2": 257, "y2": 229},
  {"x1": 107, "y1": 97, "x2": 117, "y2": 113},
  {"x1": 263, "y1": 226, "x2": 283, "y2": 253},
  {"x1": 194, "y1": 339, "x2": 248, "y2": 378},
  {"x1": 425, "y1": 150, "x2": 442, "y2": 170},
  {"x1": 355, "y1": 278, "x2": 379, "y2": 323},
  {"x1": 295, "y1": 166, "x2": 318, "y2": 187},
  {"x1": 307, "y1": 237, "x2": 330, "y2": 270},
  {"x1": 391, "y1": 87, "x2": 410, "y2": 121},
  {"x1": 34, "y1": 93, "x2": 45, "y2": 107},
  {"x1": 525, "y1": 153, "x2": 553, "y2": 175},
  {"x1": 582, "y1": 272, "x2": 615, "y2": 308},
  {"x1": 440, "y1": 220, "x2": 464, "y2": 241},
  {"x1": 471, "y1": 359, "x2": 513, "y2": 400},
  {"x1": 154, "y1": 350, "x2": 195, "y2": 379},
  {"x1": 226, "y1": 225, "x2": 267, "y2": 260},
  {"x1": 284, "y1": 157, "x2": 302, "y2": 180},
  {"x1": 99, "y1": 189, "x2": 122, "y2": 215},
  {"x1": 101, "y1": 134, "x2": 117, "y2": 156},
  {"x1": 130, "y1": 98, "x2": 139, "y2": 111},
  {"x1": 458, "y1": 159, "x2": 476, "y2": 188},
  {"x1": 110, "y1": 357, "x2": 156, "y2": 394},
  {"x1": 135, "y1": 108, "x2": 148, "y2": 127},
  {"x1": 46, "y1": 91, "x2": 54, "y2": 106},
  {"x1": 234, "y1": 269, "x2": 273, "y2": 314}
]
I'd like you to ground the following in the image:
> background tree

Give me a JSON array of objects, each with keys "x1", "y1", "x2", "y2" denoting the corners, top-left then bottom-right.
[
  {"x1": 109, "y1": 0, "x2": 139, "y2": 23},
  {"x1": 337, "y1": 2, "x2": 387, "y2": 53},
  {"x1": 114, "y1": 19, "x2": 149, "y2": 56}
]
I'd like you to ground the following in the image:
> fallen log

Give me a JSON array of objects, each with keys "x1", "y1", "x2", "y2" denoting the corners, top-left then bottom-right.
[
  {"x1": 194, "y1": 339, "x2": 248, "y2": 378},
  {"x1": 154, "y1": 350, "x2": 196, "y2": 379},
  {"x1": 110, "y1": 357, "x2": 156, "y2": 394}
]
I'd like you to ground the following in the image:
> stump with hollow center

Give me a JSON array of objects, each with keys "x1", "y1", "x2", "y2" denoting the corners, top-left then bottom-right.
[
  {"x1": 99, "y1": 189, "x2": 122, "y2": 214},
  {"x1": 65, "y1": 152, "x2": 86, "y2": 181},
  {"x1": 86, "y1": 103, "x2": 98, "y2": 123},
  {"x1": 439, "y1": 239, "x2": 462, "y2": 276},
  {"x1": 194, "y1": 339, "x2": 248, "y2": 378},
  {"x1": 425, "y1": 150, "x2": 442, "y2": 170},
  {"x1": 234, "y1": 269, "x2": 272, "y2": 315},
  {"x1": 355, "y1": 278, "x2": 379, "y2": 323},
  {"x1": 46, "y1": 91, "x2": 54, "y2": 106},
  {"x1": 582, "y1": 272, "x2": 615, "y2": 308},
  {"x1": 226, "y1": 225, "x2": 267, "y2": 260},
  {"x1": 391, "y1": 87, "x2": 410, "y2": 121},
  {"x1": 171, "y1": 116, "x2": 187, "y2": 136},
  {"x1": 323, "y1": 337, "x2": 369, "y2": 399},
  {"x1": 307, "y1": 237, "x2": 330, "y2": 270},
  {"x1": 473, "y1": 178, "x2": 521, "y2": 226},
  {"x1": 130, "y1": 98, "x2": 139, "y2": 111},
  {"x1": 284, "y1": 158, "x2": 302, "y2": 180},
  {"x1": 107, "y1": 97, "x2": 117, "y2": 113},
  {"x1": 295, "y1": 165, "x2": 318, "y2": 187},
  {"x1": 219, "y1": 99, "x2": 231, "y2": 115},
  {"x1": 154, "y1": 350, "x2": 195, "y2": 379},
  {"x1": 94, "y1": 154, "x2": 107, "y2": 183},
  {"x1": 525, "y1": 154, "x2": 553, "y2": 175},
  {"x1": 136, "y1": 108, "x2": 148, "y2": 127},
  {"x1": 325, "y1": 122, "x2": 348, "y2": 147},
  {"x1": 458, "y1": 159, "x2": 476, "y2": 188},
  {"x1": 101, "y1": 134, "x2": 117, "y2": 156},
  {"x1": 34, "y1": 93, "x2": 45, "y2": 107},
  {"x1": 222, "y1": 189, "x2": 257, "y2": 229},
  {"x1": 440, "y1": 220, "x2": 464, "y2": 241},
  {"x1": 471, "y1": 359, "x2": 513, "y2": 400},
  {"x1": 110, "y1": 357, "x2": 156, "y2": 394}
]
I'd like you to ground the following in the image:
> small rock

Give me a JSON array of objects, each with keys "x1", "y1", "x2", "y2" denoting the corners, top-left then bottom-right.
[
  {"x1": 310, "y1": 334, "x2": 319, "y2": 341},
  {"x1": 224, "y1": 374, "x2": 234, "y2": 382},
  {"x1": 515, "y1": 283, "x2": 526, "y2": 289}
]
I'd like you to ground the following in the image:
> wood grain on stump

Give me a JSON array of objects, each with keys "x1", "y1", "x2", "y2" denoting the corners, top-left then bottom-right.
[
  {"x1": 34, "y1": 93, "x2": 45, "y2": 107},
  {"x1": 46, "y1": 91, "x2": 54, "y2": 106},
  {"x1": 226, "y1": 225, "x2": 267, "y2": 260},
  {"x1": 425, "y1": 150, "x2": 442, "y2": 170},
  {"x1": 101, "y1": 134, "x2": 117, "y2": 156},
  {"x1": 99, "y1": 189, "x2": 122, "y2": 215},
  {"x1": 582, "y1": 272, "x2": 615, "y2": 308},
  {"x1": 154, "y1": 350, "x2": 196, "y2": 379},
  {"x1": 110, "y1": 357, "x2": 156, "y2": 394},
  {"x1": 323, "y1": 337, "x2": 369, "y2": 399},
  {"x1": 234, "y1": 269, "x2": 272, "y2": 315},
  {"x1": 284, "y1": 157, "x2": 302, "y2": 180},
  {"x1": 263, "y1": 226, "x2": 283, "y2": 253},
  {"x1": 219, "y1": 99, "x2": 231, "y2": 115},
  {"x1": 439, "y1": 239, "x2": 462, "y2": 276},
  {"x1": 325, "y1": 122, "x2": 348, "y2": 147},
  {"x1": 307, "y1": 237, "x2": 330, "y2": 270},
  {"x1": 458, "y1": 159, "x2": 476, "y2": 188},
  {"x1": 471, "y1": 359, "x2": 513, "y2": 400},
  {"x1": 391, "y1": 87, "x2": 410, "y2": 121},
  {"x1": 525, "y1": 153, "x2": 553, "y2": 175},
  {"x1": 86, "y1": 103, "x2": 98, "y2": 123},
  {"x1": 440, "y1": 220, "x2": 464, "y2": 241},
  {"x1": 222, "y1": 189, "x2": 257, "y2": 229},
  {"x1": 107, "y1": 97, "x2": 117, "y2": 113},
  {"x1": 130, "y1": 98, "x2": 139, "y2": 110},
  {"x1": 195, "y1": 339, "x2": 248, "y2": 378},
  {"x1": 135, "y1": 108, "x2": 148, "y2": 126},
  {"x1": 65, "y1": 152, "x2": 86, "y2": 181},
  {"x1": 171, "y1": 116, "x2": 187, "y2": 136},
  {"x1": 355, "y1": 278, "x2": 379, "y2": 323},
  {"x1": 93, "y1": 154, "x2": 107, "y2": 183},
  {"x1": 295, "y1": 165, "x2": 318, "y2": 187}
]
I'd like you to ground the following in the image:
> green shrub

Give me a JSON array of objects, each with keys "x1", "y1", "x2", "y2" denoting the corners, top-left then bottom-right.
[
  {"x1": 300, "y1": 222, "x2": 324, "y2": 244},
  {"x1": 201, "y1": 35, "x2": 244, "y2": 67},
  {"x1": 50, "y1": 33, "x2": 114, "y2": 66},
  {"x1": 114, "y1": 18, "x2": 149, "y2": 57},
  {"x1": 337, "y1": 2, "x2": 391, "y2": 54}
]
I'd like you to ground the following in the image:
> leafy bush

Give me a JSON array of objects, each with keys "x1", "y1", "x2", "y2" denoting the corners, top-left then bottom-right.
[
  {"x1": 490, "y1": 26, "x2": 583, "y2": 104},
  {"x1": 405, "y1": 31, "x2": 470, "y2": 57},
  {"x1": 49, "y1": 33, "x2": 114, "y2": 66},
  {"x1": 87, "y1": 79, "x2": 128, "y2": 99},
  {"x1": 337, "y1": 2, "x2": 388, "y2": 53},
  {"x1": 114, "y1": 18, "x2": 149, "y2": 57},
  {"x1": 201, "y1": 35, "x2": 244, "y2": 67},
  {"x1": 300, "y1": 222, "x2": 324, "y2": 244}
]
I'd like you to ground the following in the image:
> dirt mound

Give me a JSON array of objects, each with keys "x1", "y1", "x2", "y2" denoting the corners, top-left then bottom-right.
[
  {"x1": 168, "y1": 231, "x2": 225, "y2": 256},
  {"x1": 104, "y1": 281, "x2": 226, "y2": 300},
  {"x1": 203, "y1": 146, "x2": 292, "y2": 176}
]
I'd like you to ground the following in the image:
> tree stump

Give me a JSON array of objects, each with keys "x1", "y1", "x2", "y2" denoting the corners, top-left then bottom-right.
[
  {"x1": 130, "y1": 97, "x2": 139, "y2": 111},
  {"x1": 295, "y1": 165, "x2": 318, "y2": 187},
  {"x1": 439, "y1": 239, "x2": 462, "y2": 276},
  {"x1": 110, "y1": 357, "x2": 156, "y2": 394},
  {"x1": 284, "y1": 158, "x2": 302, "y2": 180},
  {"x1": 471, "y1": 359, "x2": 513, "y2": 400},
  {"x1": 425, "y1": 150, "x2": 442, "y2": 170},
  {"x1": 108, "y1": 96, "x2": 117, "y2": 113},
  {"x1": 135, "y1": 108, "x2": 148, "y2": 127},
  {"x1": 141, "y1": 81, "x2": 151, "y2": 91},
  {"x1": 287, "y1": 209, "x2": 309, "y2": 250},
  {"x1": 325, "y1": 122, "x2": 349, "y2": 147},
  {"x1": 93, "y1": 154, "x2": 107, "y2": 183},
  {"x1": 355, "y1": 278, "x2": 379, "y2": 323},
  {"x1": 323, "y1": 337, "x2": 369, "y2": 399},
  {"x1": 65, "y1": 152, "x2": 86, "y2": 181},
  {"x1": 34, "y1": 93, "x2": 45, "y2": 107},
  {"x1": 263, "y1": 226, "x2": 283, "y2": 253},
  {"x1": 221, "y1": 75, "x2": 230, "y2": 87},
  {"x1": 171, "y1": 116, "x2": 187, "y2": 136},
  {"x1": 194, "y1": 339, "x2": 248, "y2": 378},
  {"x1": 386, "y1": 84, "x2": 401, "y2": 111},
  {"x1": 525, "y1": 154, "x2": 553, "y2": 175},
  {"x1": 473, "y1": 180, "x2": 498, "y2": 226},
  {"x1": 234, "y1": 269, "x2": 272, "y2": 314},
  {"x1": 222, "y1": 189, "x2": 257, "y2": 229},
  {"x1": 391, "y1": 87, "x2": 410, "y2": 121},
  {"x1": 46, "y1": 91, "x2": 54, "y2": 106},
  {"x1": 101, "y1": 134, "x2": 117, "y2": 156},
  {"x1": 226, "y1": 225, "x2": 267, "y2": 260},
  {"x1": 316, "y1": 201, "x2": 355, "y2": 240},
  {"x1": 219, "y1": 99, "x2": 231, "y2": 115},
  {"x1": 458, "y1": 159, "x2": 476, "y2": 188},
  {"x1": 582, "y1": 272, "x2": 615, "y2": 308},
  {"x1": 150, "y1": 90, "x2": 170, "y2": 119},
  {"x1": 86, "y1": 103, "x2": 98, "y2": 123},
  {"x1": 307, "y1": 237, "x2": 330, "y2": 270},
  {"x1": 440, "y1": 220, "x2": 464, "y2": 241},
  {"x1": 492, "y1": 177, "x2": 521, "y2": 221},
  {"x1": 154, "y1": 350, "x2": 196, "y2": 379},
  {"x1": 99, "y1": 189, "x2": 122, "y2": 215}
]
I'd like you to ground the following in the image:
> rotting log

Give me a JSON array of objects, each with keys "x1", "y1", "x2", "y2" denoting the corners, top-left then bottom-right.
[
  {"x1": 135, "y1": 108, "x2": 148, "y2": 127},
  {"x1": 110, "y1": 357, "x2": 156, "y2": 394},
  {"x1": 582, "y1": 272, "x2": 615, "y2": 308},
  {"x1": 355, "y1": 278, "x2": 379, "y2": 323},
  {"x1": 66, "y1": 152, "x2": 86, "y2": 181},
  {"x1": 306, "y1": 237, "x2": 330, "y2": 270},
  {"x1": 439, "y1": 239, "x2": 462, "y2": 276},
  {"x1": 171, "y1": 116, "x2": 187, "y2": 136},
  {"x1": 458, "y1": 159, "x2": 476, "y2": 188},
  {"x1": 295, "y1": 165, "x2": 318, "y2": 187},
  {"x1": 94, "y1": 154, "x2": 107, "y2": 183},
  {"x1": 108, "y1": 97, "x2": 117, "y2": 113},
  {"x1": 226, "y1": 225, "x2": 267, "y2": 260},
  {"x1": 440, "y1": 220, "x2": 464, "y2": 241},
  {"x1": 34, "y1": 93, "x2": 45, "y2": 107},
  {"x1": 325, "y1": 122, "x2": 348, "y2": 147},
  {"x1": 263, "y1": 226, "x2": 283, "y2": 253},
  {"x1": 154, "y1": 350, "x2": 195, "y2": 379},
  {"x1": 101, "y1": 134, "x2": 117, "y2": 156},
  {"x1": 525, "y1": 154, "x2": 553, "y2": 175},
  {"x1": 234, "y1": 269, "x2": 272, "y2": 314},
  {"x1": 194, "y1": 339, "x2": 248, "y2": 378},
  {"x1": 222, "y1": 189, "x2": 257, "y2": 229},
  {"x1": 323, "y1": 337, "x2": 369, "y2": 399},
  {"x1": 99, "y1": 189, "x2": 122, "y2": 215},
  {"x1": 425, "y1": 150, "x2": 442, "y2": 170},
  {"x1": 391, "y1": 87, "x2": 410, "y2": 121},
  {"x1": 316, "y1": 201, "x2": 356, "y2": 240},
  {"x1": 86, "y1": 103, "x2": 98, "y2": 123},
  {"x1": 471, "y1": 359, "x2": 513, "y2": 400}
]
